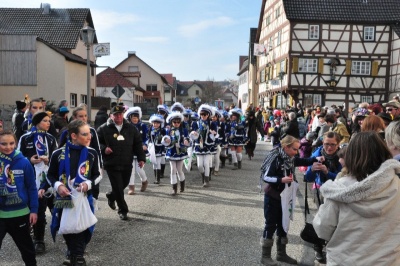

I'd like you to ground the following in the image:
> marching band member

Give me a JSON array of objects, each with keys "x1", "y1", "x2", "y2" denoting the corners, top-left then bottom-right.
[
  {"x1": 147, "y1": 114, "x2": 167, "y2": 184},
  {"x1": 227, "y1": 108, "x2": 247, "y2": 170},
  {"x1": 162, "y1": 112, "x2": 191, "y2": 195}
]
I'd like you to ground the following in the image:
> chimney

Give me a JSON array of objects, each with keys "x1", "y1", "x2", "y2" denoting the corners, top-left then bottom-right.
[
  {"x1": 41, "y1": 3, "x2": 51, "y2": 14},
  {"x1": 128, "y1": 51, "x2": 136, "y2": 57}
]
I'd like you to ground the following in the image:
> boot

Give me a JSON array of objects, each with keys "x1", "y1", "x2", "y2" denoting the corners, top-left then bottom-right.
[
  {"x1": 220, "y1": 157, "x2": 226, "y2": 168},
  {"x1": 314, "y1": 244, "x2": 327, "y2": 265},
  {"x1": 214, "y1": 170, "x2": 219, "y2": 176},
  {"x1": 228, "y1": 154, "x2": 232, "y2": 165},
  {"x1": 140, "y1": 180, "x2": 148, "y2": 192},
  {"x1": 62, "y1": 250, "x2": 71, "y2": 266},
  {"x1": 276, "y1": 237, "x2": 297, "y2": 264},
  {"x1": 171, "y1": 183, "x2": 178, "y2": 196},
  {"x1": 180, "y1": 180, "x2": 185, "y2": 192},
  {"x1": 70, "y1": 255, "x2": 86, "y2": 266},
  {"x1": 160, "y1": 164, "x2": 166, "y2": 178},
  {"x1": 33, "y1": 222, "x2": 46, "y2": 254},
  {"x1": 238, "y1": 160, "x2": 242, "y2": 169},
  {"x1": 260, "y1": 238, "x2": 279, "y2": 266},
  {"x1": 201, "y1": 172, "x2": 205, "y2": 184},
  {"x1": 232, "y1": 162, "x2": 238, "y2": 170},
  {"x1": 203, "y1": 175, "x2": 210, "y2": 187},
  {"x1": 209, "y1": 168, "x2": 213, "y2": 181},
  {"x1": 127, "y1": 185, "x2": 135, "y2": 195},
  {"x1": 105, "y1": 192, "x2": 116, "y2": 210},
  {"x1": 154, "y1": 170, "x2": 161, "y2": 184}
]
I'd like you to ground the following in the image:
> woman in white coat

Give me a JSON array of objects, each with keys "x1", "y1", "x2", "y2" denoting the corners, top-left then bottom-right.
[{"x1": 313, "y1": 131, "x2": 400, "y2": 266}]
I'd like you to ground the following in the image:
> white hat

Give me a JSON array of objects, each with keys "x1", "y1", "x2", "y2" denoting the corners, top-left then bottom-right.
[
  {"x1": 166, "y1": 111, "x2": 184, "y2": 124},
  {"x1": 149, "y1": 114, "x2": 164, "y2": 127},
  {"x1": 197, "y1": 104, "x2": 215, "y2": 117},
  {"x1": 124, "y1": 106, "x2": 142, "y2": 120},
  {"x1": 229, "y1": 108, "x2": 243, "y2": 117},
  {"x1": 157, "y1": 104, "x2": 170, "y2": 115},
  {"x1": 171, "y1": 102, "x2": 185, "y2": 113}
]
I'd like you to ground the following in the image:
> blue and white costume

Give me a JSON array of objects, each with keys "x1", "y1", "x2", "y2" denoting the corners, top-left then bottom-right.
[
  {"x1": 148, "y1": 114, "x2": 166, "y2": 184},
  {"x1": 227, "y1": 108, "x2": 247, "y2": 170},
  {"x1": 157, "y1": 104, "x2": 170, "y2": 178},
  {"x1": 162, "y1": 112, "x2": 191, "y2": 194},
  {"x1": 124, "y1": 107, "x2": 148, "y2": 193}
]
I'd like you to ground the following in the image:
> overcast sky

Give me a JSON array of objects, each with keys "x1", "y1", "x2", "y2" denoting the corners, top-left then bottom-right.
[{"x1": 2, "y1": 0, "x2": 261, "y2": 81}]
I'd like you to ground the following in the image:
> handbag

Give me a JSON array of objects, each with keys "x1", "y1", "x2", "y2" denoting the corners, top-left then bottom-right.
[
  {"x1": 300, "y1": 180, "x2": 325, "y2": 245},
  {"x1": 59, "y1": 188, "x2": 98, "y2": 235}
]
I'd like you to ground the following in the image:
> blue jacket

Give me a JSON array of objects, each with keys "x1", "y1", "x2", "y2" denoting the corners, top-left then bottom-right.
[
  {"x1": 304, "y1": 146, "x2": 342, "y2": 186},
  {"x1": 0, "y1": 151, "x2": 38, "y2": 215}
]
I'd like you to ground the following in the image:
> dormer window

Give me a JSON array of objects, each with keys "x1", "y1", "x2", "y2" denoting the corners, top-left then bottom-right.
[{"x1": 363, "y1": 26, "x2": 375, "y2": 41}]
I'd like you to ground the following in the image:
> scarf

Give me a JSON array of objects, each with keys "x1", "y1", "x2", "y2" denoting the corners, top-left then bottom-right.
[
  {"x1": 54, "y1": 141, "x2": 89, "y2": 209},
  {"x1": 0, "y1": 150, "x2": 23, "y2": 205},
  {"x1": 321, "y1": 148, "x2": 340, "y2": 174},
  {"x1": 259, "y1": 147, "x2": 294, "y2": 191},
  {"x1": 151, "y1": 127, "x2": 161, "y2": 143},
  {"x1": 31, "y1": 126, "x2": 48, "y2": 157},
  {"x1": 26, "y1": 113, "x2": 33, "y2": 131}
]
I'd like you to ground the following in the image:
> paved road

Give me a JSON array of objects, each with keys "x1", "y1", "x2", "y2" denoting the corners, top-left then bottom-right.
[{"x1": 1, "y1": 140, "x2": 319, "y2": 266}]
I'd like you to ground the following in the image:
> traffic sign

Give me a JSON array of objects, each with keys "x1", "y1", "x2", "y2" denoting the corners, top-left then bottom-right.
[{"x1": 112, "y1": 84, "x2": 125, "y2": 98}]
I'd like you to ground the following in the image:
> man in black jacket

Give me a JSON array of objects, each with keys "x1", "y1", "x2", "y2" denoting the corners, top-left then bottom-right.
[{"x1": 97, "y1": 105, "x2": 146, "y2": 220}]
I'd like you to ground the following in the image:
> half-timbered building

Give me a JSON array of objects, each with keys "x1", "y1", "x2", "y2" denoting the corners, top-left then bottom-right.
[{"x1": 255, "y1": 0, "x2": 400, "y2": 110}]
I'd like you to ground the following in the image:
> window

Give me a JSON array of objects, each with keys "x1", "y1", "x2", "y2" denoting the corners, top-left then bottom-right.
[
  {"x1": 81, "y1": 94, "x2": 87, "y2": 104},
  {"x1": 277, "y1": 31, "x2": 282, "y2": 46},
  {"x1": 70, "y1": 93, "x2": 77, "y2": 107},
  {"x1": 305, "y1": 94, "x2": 322, "y2": 106},
  {"x1": 351, "y1": 61, "x2": 371, "y2": 75},
  {"x1": 275, "y1": 6, "x2": 280, "y2": 18},
  {"x1": 363, "y1": 26, "x2": 375, "y2": 41},
  {"x1": 128, "y1": 66, "x2": 139, "y2": 72},
  {"x1": 298, "y1": 58, "x2": 318, "y2": 73},
  {"x1": 269, "y1": 37, "x2": 273, "y2": 50},
  {"x1": 280, "y1": 60, "x2": 286, "y2": 73},
  {"x1": 196, "y1": 90, "x2": 199, "y2": 95},
  {"x1": 361, "y1": 95, "x2": 373, "y2": 103},
  {"x1": 265, "y1": 15, "x2": 271, "y2": 26},
  {"x1": 309, "y1": 25, "x2": 319, "y2": 39},
  {"x1": 260, "y1": 68, "x2": 266, "y2": 83},
  {"x1": 242, "y1": 93, "x2": 248, "y2": 103},
  {"x1": 146, "y1": 84, "x2": 157, "y2": 91}
]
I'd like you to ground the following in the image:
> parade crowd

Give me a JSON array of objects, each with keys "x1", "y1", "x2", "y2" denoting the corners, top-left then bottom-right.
[
  {"x1": 258, "y1": 95, "x2": 400, "y2": 266},
  {"x1": 1, "y1": 95, "x2": 400, "y2": 265}
]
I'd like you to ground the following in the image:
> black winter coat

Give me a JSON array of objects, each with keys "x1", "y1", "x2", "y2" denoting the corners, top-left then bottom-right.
[{"x1": 97, "y1": 118, "x2": 146, "y2": 170}]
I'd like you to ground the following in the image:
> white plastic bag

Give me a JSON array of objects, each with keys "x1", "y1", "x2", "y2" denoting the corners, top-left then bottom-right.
[
  {"x1": 59, "y1": 188, "x2": 98, "y2": 235},
  {"x1": 147, "y1": 143, "x2": 157, "y2": 165},
  {"x1": 280, "y1": 181, "x2": 299, "y2": 233},
  {"x1": 184, "y1": 147, "x2": 193, "y2": 172}
]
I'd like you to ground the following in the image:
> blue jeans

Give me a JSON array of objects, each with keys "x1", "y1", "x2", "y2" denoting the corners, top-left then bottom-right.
[{"x1": 262, "y1": 194, "x2": 287, "y2": 239}]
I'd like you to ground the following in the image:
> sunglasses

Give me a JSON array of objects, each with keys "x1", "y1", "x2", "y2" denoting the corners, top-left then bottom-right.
[
  {"x1": 172, "y1": 120, "x2": 181, "y2": 124},
  {"x1": 386, "y1": 108, "x2": 397, "y2": 112},
  {"x1": 200, "y1": 113, "x2": 208, "y2": 116}
]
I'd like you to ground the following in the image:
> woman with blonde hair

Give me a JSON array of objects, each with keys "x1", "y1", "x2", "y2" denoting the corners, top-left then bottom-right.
[{"x1": 259, "y1": 135, "x2": 322, "y2": 265}]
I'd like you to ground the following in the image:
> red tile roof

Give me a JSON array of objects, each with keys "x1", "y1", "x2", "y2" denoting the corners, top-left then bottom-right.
[{"x1": 96, "y1": 67, "x2": 136, "y2": 87}]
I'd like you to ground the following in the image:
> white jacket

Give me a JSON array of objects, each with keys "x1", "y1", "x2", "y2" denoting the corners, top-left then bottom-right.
[{"x1": 313, "y1": 159, "x2": 400, "y2": 266}]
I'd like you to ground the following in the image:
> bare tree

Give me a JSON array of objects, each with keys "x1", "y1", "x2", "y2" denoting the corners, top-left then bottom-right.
[{"x1": 200, "y1": 79, "x2": 225, "y2": 105}]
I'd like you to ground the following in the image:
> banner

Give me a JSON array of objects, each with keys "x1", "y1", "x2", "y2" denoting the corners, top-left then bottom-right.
[{"x1": 254, "y1": 43, "x2": 267, "y2": 56}]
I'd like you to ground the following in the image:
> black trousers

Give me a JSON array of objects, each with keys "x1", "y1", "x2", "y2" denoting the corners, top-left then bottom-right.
[
  {"x1": 63, "y1": 229, "x2": 90, "y2": 256},
  {"x1": 0, "y1": 214, "x2": 37, "y2": 266},
  {"x1": 106, "y1": 167, "x2": 132, "y2": 214},
  {"x1": 263, "y1": 194, "x2": 287, "y2": 239}
]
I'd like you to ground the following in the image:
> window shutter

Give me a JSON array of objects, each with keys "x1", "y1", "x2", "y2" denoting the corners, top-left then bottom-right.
[
  {"x1": 371, "y1": 61, "x2": 379, "y2": 76},
  {"x1": 292, "y1": 57, "x2": 299, "y2": 73},
  {"x1": 276, "y1": 62, "x2": 281, "y2": 77},
  {"x1": 273, "y1": 94, "x2": 277, "y2": 108},
  {"x1": 318, "y1": 58, "x2": 324, "y2": 74},
  {"x1": 345, "y1": 60, "x2": 352, "y2": 75}
]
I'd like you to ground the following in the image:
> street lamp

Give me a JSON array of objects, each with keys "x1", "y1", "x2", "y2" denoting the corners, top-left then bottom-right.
[
  {"x1": 278, "y1": 71, "x2": 285, "y2": 109},
  {"x1": 80, "y1": 26, "x2": 96, "y2": 123}
]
